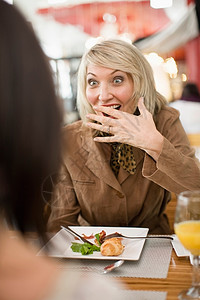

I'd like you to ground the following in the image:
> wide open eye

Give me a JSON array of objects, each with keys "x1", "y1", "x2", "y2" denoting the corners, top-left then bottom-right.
[
  {"x1": 88, "y1": 79, "x2": 98, "y2": 87},
  {"x1": 113, "y1": 76, "x2": 124, "y2": 84}
]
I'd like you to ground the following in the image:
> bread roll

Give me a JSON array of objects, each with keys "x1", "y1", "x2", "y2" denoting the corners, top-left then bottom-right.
[{"x1": 100, "y1": 238, "x2": 124, "y2": 256}]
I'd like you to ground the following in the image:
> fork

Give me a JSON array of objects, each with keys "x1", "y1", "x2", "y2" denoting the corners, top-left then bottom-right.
[
  {"x1": 61, "y1": 226, "x2": 95, "y2": 245},
  {"x1": 101, "y1": 232, "x2": 173, "y2": 243}
]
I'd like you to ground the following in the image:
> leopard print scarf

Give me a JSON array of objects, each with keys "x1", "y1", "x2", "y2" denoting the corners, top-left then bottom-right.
[
  {"x1": 110, "y1": 143, "x2": 136, "y2": 177},
  {"x1": 94, "y1": 130, "x2": 136, "y2": 177}
]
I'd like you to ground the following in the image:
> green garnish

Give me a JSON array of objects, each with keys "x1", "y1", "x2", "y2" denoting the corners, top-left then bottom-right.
[
  {"x1": 95, "y1": 233, "x2": 101, "y2": 246},
  {"x1": 71, "y1": 242, "x2": 100, "y2": 255}
]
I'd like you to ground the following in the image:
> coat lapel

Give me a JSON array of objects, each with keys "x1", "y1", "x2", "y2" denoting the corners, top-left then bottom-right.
[{"x1": 82, "y1": 131, "x2": 122, "y2": 191}]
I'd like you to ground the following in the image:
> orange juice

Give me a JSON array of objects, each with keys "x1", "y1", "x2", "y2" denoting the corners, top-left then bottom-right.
[{"x1": 174, "y1": 221, "x2": 200, "y2": 255}]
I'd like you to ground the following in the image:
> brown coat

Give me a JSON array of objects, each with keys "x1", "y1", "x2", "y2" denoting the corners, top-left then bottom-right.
[{"x1": 47, "y1": 106, "x2": 200, "y2": 234}]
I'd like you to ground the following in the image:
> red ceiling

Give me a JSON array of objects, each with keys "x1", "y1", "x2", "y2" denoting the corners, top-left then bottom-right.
[{"x1": 37, "y1": 1, "x2": 170, "y2": 41}]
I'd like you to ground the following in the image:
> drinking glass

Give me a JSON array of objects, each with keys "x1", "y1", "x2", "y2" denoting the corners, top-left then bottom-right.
[{"x1": 174, "y1": 190, "x2": 200, "y2": 299}]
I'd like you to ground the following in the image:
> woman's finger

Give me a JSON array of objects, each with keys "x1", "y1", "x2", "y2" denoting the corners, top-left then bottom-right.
[
  {"x1": 137, "y1": 97, "x2": 150, "y2": 119},
  {"x1": 86, "y1": 121, "x2": 113, "y2": 134},
  {"x1": 86, "y1": 113, "x2": 114, "y2": 127},
  {"x1": 93, "y1": 105, "x2": 121, "y2": 118}
]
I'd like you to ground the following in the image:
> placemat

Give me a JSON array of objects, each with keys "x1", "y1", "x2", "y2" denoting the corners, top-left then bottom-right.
[
  {"x1": 60, "y1": 239, "x2": 172, "y2": 279},
  {"x1": 119, "y1": 290, "x2": 167, "y2": 300}
]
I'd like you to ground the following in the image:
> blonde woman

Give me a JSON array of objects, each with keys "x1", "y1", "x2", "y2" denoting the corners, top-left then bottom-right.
[{"x1": 48, "y1": 39, "x2": 200, "y2": 234}]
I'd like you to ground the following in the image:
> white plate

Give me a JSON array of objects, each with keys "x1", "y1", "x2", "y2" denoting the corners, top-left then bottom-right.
[{"x1": 39, "y1": 226, "x2": 149, "y2": 261}]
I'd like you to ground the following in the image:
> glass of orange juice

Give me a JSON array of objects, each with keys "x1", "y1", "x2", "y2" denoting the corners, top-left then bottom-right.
[{"x1": 174, "y1": 190, "x2": 200, "y2": 299}]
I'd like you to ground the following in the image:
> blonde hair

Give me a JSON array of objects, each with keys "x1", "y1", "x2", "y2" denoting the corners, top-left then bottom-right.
[{"x1": 77, "y1": 39, "x2": 167, "y2": 123}]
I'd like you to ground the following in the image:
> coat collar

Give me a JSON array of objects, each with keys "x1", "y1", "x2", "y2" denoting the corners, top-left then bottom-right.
[{"x1": 81, "y1": 129, "x2": 121, "y2": 191}]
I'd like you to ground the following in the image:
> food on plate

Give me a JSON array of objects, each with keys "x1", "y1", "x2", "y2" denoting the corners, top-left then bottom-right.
[
  {"x1": 71, "y1": 242, "x2": 100, "y2": 255},
  {"x1": 95, "y1": 230, "x2": 106, "y2": 246},
  {"x1": 70, "y1": 230, "x2": 125, "y2": 256},
  {"x1": 100, "y1": 237, "x2": 124, "y2": 256}
]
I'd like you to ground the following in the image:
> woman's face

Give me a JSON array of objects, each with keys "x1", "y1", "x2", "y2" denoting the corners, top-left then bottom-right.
[{"x1": 86, "y1": 64, "x2": 135, "y2": 115}]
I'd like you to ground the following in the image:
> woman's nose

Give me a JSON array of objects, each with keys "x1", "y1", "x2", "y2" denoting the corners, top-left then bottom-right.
[{"x1": 98, "y1": 85, "x2": 113, "y2": 102}]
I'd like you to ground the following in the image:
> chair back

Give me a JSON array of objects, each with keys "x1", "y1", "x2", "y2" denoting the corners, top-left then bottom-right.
[{"x1": 187, "y1": 133, "x2": 200, "y2": 146}]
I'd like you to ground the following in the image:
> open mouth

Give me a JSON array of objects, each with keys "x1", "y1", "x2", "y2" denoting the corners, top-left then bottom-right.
[{"x1": 103, "y1": 104, "x2": 121, "y2": 117}]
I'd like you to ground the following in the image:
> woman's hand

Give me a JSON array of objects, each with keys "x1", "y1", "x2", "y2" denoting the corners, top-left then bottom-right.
[{"x1": 86, "y1": 97, "x2": 164, "y2": 161}]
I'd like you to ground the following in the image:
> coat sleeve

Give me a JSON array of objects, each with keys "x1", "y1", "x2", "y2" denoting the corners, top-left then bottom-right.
[
  {"x1": 142, "y1": 108, "x2": 200, "y2": 194},
  {"x1": 47, "y1": 164, "x2": 80, "y2": 232}
]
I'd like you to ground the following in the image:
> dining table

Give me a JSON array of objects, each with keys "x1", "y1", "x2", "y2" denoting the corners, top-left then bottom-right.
[
  {"x1": 115, "y1": 249, "x2": 192, "y2": 300},
  {"x1": 40, "y1": 228, "x2": 193, "y2": 300},
  {"x1": 18, "y1": 230, "x2": 193, "y2": 300}
]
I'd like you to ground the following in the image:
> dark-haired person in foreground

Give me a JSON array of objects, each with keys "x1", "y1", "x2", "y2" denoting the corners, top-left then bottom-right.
[{"x1": 0, "y1": 1, "x2": 122, "y2": 299}]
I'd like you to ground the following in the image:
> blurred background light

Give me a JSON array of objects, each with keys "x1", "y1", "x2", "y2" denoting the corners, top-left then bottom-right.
[
  {"x1": 163, "y1": 57, "x2": 178, "y2": 78},
  {"x1": 181, "y1": 73, "x2": 187, "y2": 82},
  {"x1": 150, "y1": 0, "x2": 173, "y2": 9},
  {"x1": 145, "y1": 52, "x2": 173, "y2": 102},
  {"x1": 103, "y1": 13, "x2": 116, "y2": 23}
]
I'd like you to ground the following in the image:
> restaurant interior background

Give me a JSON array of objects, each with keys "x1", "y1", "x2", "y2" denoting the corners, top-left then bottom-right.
[{"x1": 11, "y1": 0, "x2": 200, "y2": 124}]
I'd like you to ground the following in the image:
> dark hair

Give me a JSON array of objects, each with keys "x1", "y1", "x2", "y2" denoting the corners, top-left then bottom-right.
[
  {"x1": 0, "y1": 1, "x2": 62, "y2": 237},
  {"x1": 181, "y1": 82, "x2": 200, "y2": 98}
]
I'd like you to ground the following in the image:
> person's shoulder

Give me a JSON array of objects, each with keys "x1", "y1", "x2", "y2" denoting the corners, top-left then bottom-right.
[
  {"x1": 155, "y1": 105, "x2": 181, "y2": 132},
  {"x1": 61, "y1": 120, "x2": 91, "y2": 150},
  {"x1": 62, "y1": 120, "x2": 88, "y2": 138},
  {"x1": 158, "y1": 105, "x2": 180, "y2": 119},
  {"x1": 62, "y1": 120, "x2": 83, "y2": 133},
  {"x1": 61, "y1": 120, "x2": 83, "y2": 146}
]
